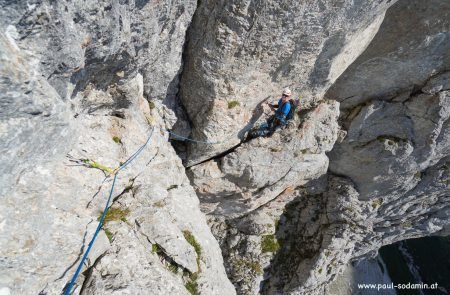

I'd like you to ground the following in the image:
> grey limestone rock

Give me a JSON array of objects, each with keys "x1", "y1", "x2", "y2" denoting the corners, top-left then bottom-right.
[
  {"x1": 188, "y1": 100, "x2": 340, "y2": 218},
  {"x1": 1, "y1": 0, "x2": 450, "y2": 294},
  {"x1": 329, "y1": 86, "x2": 450, "y2": 200},
  {"x1": 180, "y1": 0, "x2": 395, "y2": 166},
  {"x1": 326, "y1": 0, "x2": 450, "y2": 110},
  {"x1": 0, "y1": 1, "x2": 234, "y2": 292}
]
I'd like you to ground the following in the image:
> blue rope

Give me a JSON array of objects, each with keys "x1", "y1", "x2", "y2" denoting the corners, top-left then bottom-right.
[
  {"x1": 64, "y1": 127, "x2": 154, "y2": 295},
  {"x1": 64, "y1": 174, "x2": 117, "y2": 295},
  {"x1": 118, "y1": 127, "x2": 154, "y2": 171}
]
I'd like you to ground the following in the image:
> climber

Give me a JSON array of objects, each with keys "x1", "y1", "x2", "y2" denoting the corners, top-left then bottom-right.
[{"x1": 248, "y1": 88, "x2": 296, "y2": 139}]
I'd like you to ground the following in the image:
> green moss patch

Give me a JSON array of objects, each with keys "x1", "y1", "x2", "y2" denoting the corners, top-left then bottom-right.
[
  {"x1": 168, "y1": 263, "x2": 179, "y2": 274},
  {"x1": 233, "y1": 258, "x2": 263, "y2": 275},
  {"x1": 228, "y1": 100, "x2": 240, "y2": 109},
  {"x1": 104, "y1": 228, "x2": 113, "y2": 242},
  {"x1": 183, "y1": 230, "x2": 202, "y2": 270},
  {"x1": 185, "y1": 276, "x2": 199, "y2": 295},
  {"x1": 151, "y1": 243, "x2": 160, "y2": 254},
  {"x1": 371, "y1": 198, "x2": 383, "y2": 209},
  {"x1": 99, "y1": 207, "x2": 130, "y2": 225},
  {"x1": 112, "y1": 136, "x2": 122, "y2": 144},
  {"x1": 261, "y1": 234, "x2": 280, "y2": 253}
]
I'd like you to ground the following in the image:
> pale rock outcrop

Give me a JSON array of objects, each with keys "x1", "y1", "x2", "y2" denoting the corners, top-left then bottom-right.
[
  {"x1": 1, "y1": 54, "x2": 235, "y2": 293},
  {"x1": 326, "y1": 0, "x2": 450, "y2": 109},
  {"x1": 0, "y1": 0, "x2": 196, "y2": 133},
  {"x1": 188, "y1": 100, "x2": 340, "y2": 218},
  {"x1": 199, "y1": 1, "x2": 450, "y2": 294},
  {"x1": 329, "y1": 85, "x2": 450, "y2": 200},
  {"x1": 1, "y1": 0, "x2": 450, "y2": 294},
  {"x1": 0, "y1": 0, "x2": 196, "y2": 99},
  {"x1": 72, "y1": 79, "x2": 234, "y2": 295},
  {"x1": 180, "y1": 0, "x2": 395, "y2": 166},
  {"x1": 0, "y1": 1, "x2": 235, "y2": 294}
]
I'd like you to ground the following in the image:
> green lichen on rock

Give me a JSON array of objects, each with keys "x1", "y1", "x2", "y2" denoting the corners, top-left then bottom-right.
[
  {"x1": 270, "y1": 146, "x2": 282, "y2": 152},
  {"x1": 99, "y1": 207, "x2": 130, "y2": 225},
  {"x1": 261, "y1": 234, "x2": 280, "y2": 253},
  {"x1": 401, "y1": 220, "x2": 412, "y2": 228},
  {"x1": 233, "y1": 258, "x2": 263, "y2": 275},
  {"x1": 294, "y1": 149, "x2": 308, "y2": 157},
  {"x1": 153, "y1": 200, "x2": 165, "y2": 208},
  {"x1": 371, "y1": 198, "x2": 383, "y2": 209},
  {"x1": 148, "y1": 100, "x2": 156, "y2": 110},
  {"x1": 228, "y1": 100, "x2": 240, "y2": 109},
  {"x1": 112, "y1": 136, "x2": 122, "y2": 144}
]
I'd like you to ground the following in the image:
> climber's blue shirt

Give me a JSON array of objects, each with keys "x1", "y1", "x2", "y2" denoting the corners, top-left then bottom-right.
[{"x1": 275, "y1": 98, "x2": 291, "y2": 124}]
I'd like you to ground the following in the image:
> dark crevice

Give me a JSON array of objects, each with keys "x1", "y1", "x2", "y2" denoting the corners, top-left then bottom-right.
[
  {"x1": 165, "y1": 0, "x2": 199, "y2": 160},
  {"x1": 57, "y1": 220, "x2": 94, "y2": 282},
  {"x1": 185, "y1": 141, "x2": 243, "y2": 168},
  {"x1": 79, "y1": 252, "x2": 107, "y2": 295}
]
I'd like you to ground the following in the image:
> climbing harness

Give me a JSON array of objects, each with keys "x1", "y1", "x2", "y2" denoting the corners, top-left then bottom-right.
[{"x1": 64, "y1": 127, "x2": 155, "y2": 295}]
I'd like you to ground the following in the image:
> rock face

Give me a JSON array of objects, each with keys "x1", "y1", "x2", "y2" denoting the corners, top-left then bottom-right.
[
  {"x1": 185, "y1": 0, "x2": 450, "y2": 294},
  {"x1": 0, "y1": 0, "x2": 196, "y2": 100},
  {"x1": 329, "y1": 86, "x2": 449, "y2": 200},
  {"x1": 180, "y1": 0, "x2": 394, "y2": 166},
  {"x1": 326, "y1": 0, "x2": 450, "y2": 110},
  {"x1": 0, "y1": 1, "x2": 234, "y2": 294},
  {"x1": 1, "y1": 0, "x2": 450, "y2": 294},
  {"x1": 188, "y1": 100, "x2": 340, "y2": 218}
]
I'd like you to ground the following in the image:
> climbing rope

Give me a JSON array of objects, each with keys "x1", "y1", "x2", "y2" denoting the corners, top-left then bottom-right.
[
  {"x1": 165, "y1": 129, "x2": 226, "y2": 145},
  {"x1": 164, "y1": 124, "x2": 254, "y2": 145},
  {"x1": 64, "y1": 127, "x2": 155, "y2": 295}
]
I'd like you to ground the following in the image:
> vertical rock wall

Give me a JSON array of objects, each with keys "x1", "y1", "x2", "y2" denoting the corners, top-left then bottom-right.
[
  {"x1": 180, "y1": 0, "x2": 394, "y2": 166},
  {"x1": 0, "y1": 1, "x2": 235, "y2": 294},
  {"x1": 326, "y1": 0, "x2": 450, "y2": 109},
  {"x1": 1, "y1": 0, "x2": 449, "y2": 294},
  {"x1": 184, "y1": 0, "x2": 450, "y2": 294}
]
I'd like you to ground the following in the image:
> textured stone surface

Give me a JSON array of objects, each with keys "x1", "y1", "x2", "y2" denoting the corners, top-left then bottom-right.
[
  {"x1": 1, "y1": 63, "x2": 234, "y2": 294},
  {"x1": 1, "y1": 0, "x2": 450, "y2": 294},
  {"x1": 180, "y1": 0, "x2": 394, "y2": 166},
  {"x1": 329, "y1": 87, "x2": 450, "y2": 200},
  {"x1": 1, "y1": 0, "x2": 196, "y2": 97},
  {"x1": 0, "y1": 0, "x2": 196, "y2": 135},
  {"x1": 217, "y1": 167, "x2": 448, "y2": 294},
  {"x1": 188, "y1": 100, "x2": 340, "y2": 218},
  {"x1": 0, "y1": 1, "x2": 234, "y2": 293},
  {"x1": 198, "y1": 1, "x2": 450, "y2": 294},
  {"x1": 326, "y1": 0, "x2": 450, "y2": 110}
]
